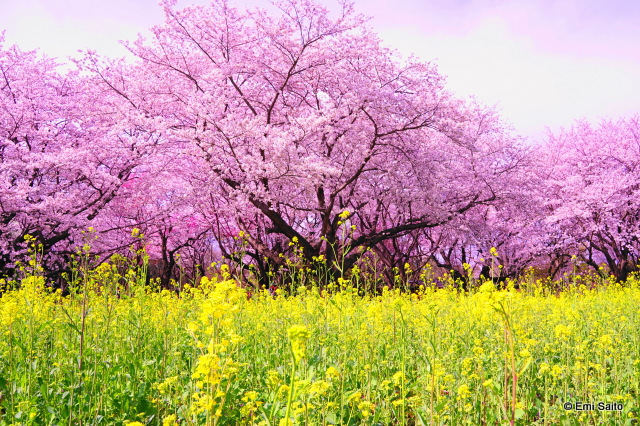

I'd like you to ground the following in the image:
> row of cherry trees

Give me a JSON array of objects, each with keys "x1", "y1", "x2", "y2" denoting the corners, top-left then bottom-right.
[{"x1": 2, "y1": 0, "x2": 638, "y2": 286}]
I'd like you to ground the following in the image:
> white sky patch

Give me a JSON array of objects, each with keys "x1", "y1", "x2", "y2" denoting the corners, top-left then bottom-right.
[
  {"x1": 380, "y1": 18, "x2": 640, "y2": 141},
  {"x1": 0, "y1": 0, "x2": 155, "y2": 59}
]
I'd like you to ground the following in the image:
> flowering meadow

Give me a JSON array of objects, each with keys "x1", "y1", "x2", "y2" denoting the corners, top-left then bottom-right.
[
  {"x1": 2, "y1": 0, "x2": 640, "y2": 423},
  {"x1": 1, "y1": 251, "x2": 639, "y2": 426}
]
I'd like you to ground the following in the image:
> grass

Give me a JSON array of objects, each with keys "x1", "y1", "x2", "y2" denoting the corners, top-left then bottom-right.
[{"x1": 0, "y1": 248, "x2": 639, "y2": 425}]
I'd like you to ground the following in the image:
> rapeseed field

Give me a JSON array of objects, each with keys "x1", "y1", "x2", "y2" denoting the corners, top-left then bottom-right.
[{"x1": 0, "y1": 253, "x2": 639, "y2": 425}]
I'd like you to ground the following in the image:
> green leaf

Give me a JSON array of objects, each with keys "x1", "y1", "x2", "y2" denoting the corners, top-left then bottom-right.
[
  {"x1": 518, "y1": 357, "x2": 533, "y2": 377},
  {"x1": 325, "y1": 411, "x2": 338, "y2": 424}
]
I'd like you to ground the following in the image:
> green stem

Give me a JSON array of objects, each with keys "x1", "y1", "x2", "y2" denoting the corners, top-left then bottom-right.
[{"x1": 284, "y1": 357, "x2": 297, "y2": 424}]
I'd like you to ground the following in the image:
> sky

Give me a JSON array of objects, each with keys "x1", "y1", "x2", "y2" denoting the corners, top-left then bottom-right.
[{"x1": 0, "y1": 0, "x2": 638, "y2": 142}]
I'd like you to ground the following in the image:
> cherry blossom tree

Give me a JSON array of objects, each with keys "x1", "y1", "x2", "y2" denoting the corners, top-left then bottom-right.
[
  {"x1": 88, "y1": 0, "x2": 527, "y2": 284},
  {"x1": 0, "y1": 42, "x2": 96, "y2": 274},
  {"x1": 95, "y1": 153, "x2": 217, "y2": 287},
  {"x1": 409, "y1": 169, "x2": 544, "y2": 288},
  {"x1": 540, "y1": 116, "x2": 640, "y2": 281},
  {"x1": 0, "y1": 40, "x2": 161, "y2": 279}
]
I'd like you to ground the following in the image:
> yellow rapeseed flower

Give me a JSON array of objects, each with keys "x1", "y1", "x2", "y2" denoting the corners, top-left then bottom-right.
[{"x1": 288, "y1": 325, "x2": 310, "y2": 362}]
